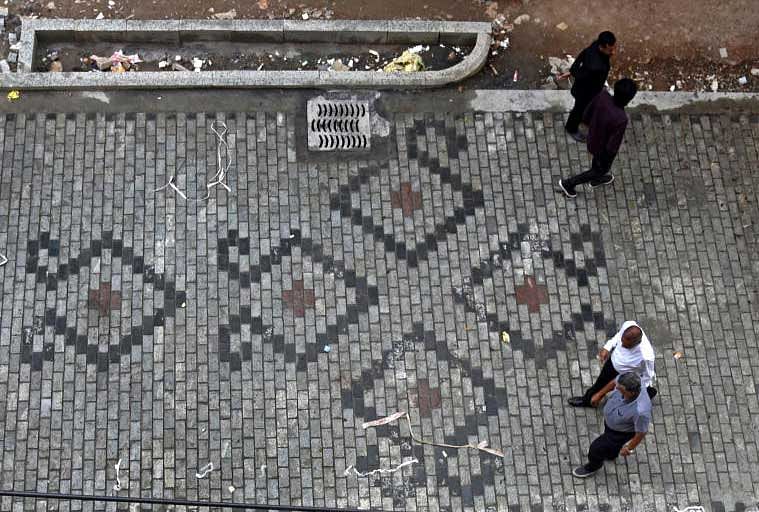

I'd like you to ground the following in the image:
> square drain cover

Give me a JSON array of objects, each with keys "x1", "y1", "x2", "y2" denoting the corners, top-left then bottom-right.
[{"x1": 307, "y1": 99, "x2": 371, "y2": 151}]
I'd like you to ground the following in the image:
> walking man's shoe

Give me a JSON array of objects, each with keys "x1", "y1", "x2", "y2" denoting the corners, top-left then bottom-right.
[
  {"x1": 567, "y1": 396, "x2": 589, "y2": 407},
  {"x1": 558, "y1": 179, "x2": 577, "y2": 198},
  {"x1": 572, "y1": 465, "x2": 600, "y2": 478},
  {"x1": 590, "y1": 174, "x2": 615, "y2": 188},
  {"x1": 567, "y1": 130, "x2": 587, "y2": 143}
]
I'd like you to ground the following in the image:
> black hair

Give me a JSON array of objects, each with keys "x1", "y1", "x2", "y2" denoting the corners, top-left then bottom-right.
[
  {"x1": 598, "y1": 31, "x2": 616, "y2": 48},
  {"x1": 613, "y1": 78, "x2": 638, "y2": 108}
]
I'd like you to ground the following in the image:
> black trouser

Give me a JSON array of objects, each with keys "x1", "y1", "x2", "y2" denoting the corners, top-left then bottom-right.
[
  {"x1": 581, "y1": 356, "x2": 658, "y2": 405},
  {"x1": 565, "y1": 93, "x2": 593, "y2": 134},
  {"x1": 564, "y1": 151, "x2": 615, "y2": 191},
  {"x1": 582, "y1": 357, "x2": 619, "y2": 405},
  {"x1": 585, "y1": 423, "x2": 636, "y2": 471}
]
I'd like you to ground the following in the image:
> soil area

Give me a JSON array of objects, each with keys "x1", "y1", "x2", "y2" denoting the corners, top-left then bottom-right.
[{"x1": 3, "y1": 0, "x2": 759, "y2": 92}]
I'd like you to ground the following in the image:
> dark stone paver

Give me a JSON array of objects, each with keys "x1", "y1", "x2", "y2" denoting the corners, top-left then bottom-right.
[{"x1": 0, "y1": 97, "x2": 758, "y2": 512}]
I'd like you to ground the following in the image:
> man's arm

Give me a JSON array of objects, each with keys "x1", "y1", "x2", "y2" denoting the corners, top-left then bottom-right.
[
  {"x1": 620, "y1": 432, "x2": 647, "y2": 456},
  {"x1": 599, "y1": 324, "x2": 624, "y2": 361},
  {"x1": 590, "y1": 379, "x2": 616, "y2": 406}
]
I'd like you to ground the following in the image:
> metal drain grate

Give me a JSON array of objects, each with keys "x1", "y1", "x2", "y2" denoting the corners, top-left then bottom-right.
[{"x1": 307, "y1": 99, "x2": 371, "y2": 151}]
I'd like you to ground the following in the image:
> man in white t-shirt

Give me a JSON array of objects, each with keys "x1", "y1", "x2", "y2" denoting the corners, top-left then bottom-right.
[{"x1": 568, "y1": 320, "x2": 657, "y2": 408}]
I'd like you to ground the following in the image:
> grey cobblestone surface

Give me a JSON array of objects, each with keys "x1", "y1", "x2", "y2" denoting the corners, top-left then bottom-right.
[{"x1": 0, "y1": 93, "x2": 758, "y2": 512}]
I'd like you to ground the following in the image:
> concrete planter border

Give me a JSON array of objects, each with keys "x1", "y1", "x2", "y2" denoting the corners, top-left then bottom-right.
[{"x1": 3, "y1": 18, "x2": 492, "y2": 90}]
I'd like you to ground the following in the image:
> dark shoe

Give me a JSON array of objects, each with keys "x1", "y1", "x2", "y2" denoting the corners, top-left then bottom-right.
[
  {"x1": 567, "y1": 130, "x2": 587, "y2": 143},
  {"x1": 589, "y1": 174, "x2": 615, "y2": 188},
  {"x1": 572, "y1": 465, "x2": 600, "y2": 478},
  {"x1": 567, "y1": 396, "x2": 590, "y2": 407},
  {"x1": 558, "y1": 179, "x2": 577, "y2": 198}
]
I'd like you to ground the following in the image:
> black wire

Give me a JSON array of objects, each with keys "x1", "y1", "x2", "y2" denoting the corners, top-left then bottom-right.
[{"x1": 0, "y1": 489, "x2": 370, "y2": 511}]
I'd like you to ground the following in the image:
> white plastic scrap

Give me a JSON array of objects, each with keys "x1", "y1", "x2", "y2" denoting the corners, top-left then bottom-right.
[
  {"x1": 192, "y1": 57, "x2": 204, "y2": 72},
  {"x1": 344, "y1": 458, "x2": 418, "y2": 477},
  {"x1": 112, "y1": 459, "x2": 123, "y2": 492},
  {"x1": 407, "y1": 45, "x2": 429, "y2": 54},
  {"x1": 672, "y1": 507, "x2": 706, "y2": 512},
  {"x1": 195, "y1": 462, "x2": 214, "y2": 479}
]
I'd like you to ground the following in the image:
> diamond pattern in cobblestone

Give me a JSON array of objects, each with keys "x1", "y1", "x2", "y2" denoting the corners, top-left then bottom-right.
[{"x1": 0, "y1": 103, "x2": 757, "y2": 512}]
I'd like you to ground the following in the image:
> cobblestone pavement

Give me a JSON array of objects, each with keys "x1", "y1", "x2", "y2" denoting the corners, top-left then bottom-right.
[{"x1": 0, "y1": 92, "x2": 758, "y2": 512}]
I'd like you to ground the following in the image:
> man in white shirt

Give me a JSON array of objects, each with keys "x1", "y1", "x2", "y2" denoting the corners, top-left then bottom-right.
[{"x1": 568, "y1": 320, "x2": 657, "y2": 408}]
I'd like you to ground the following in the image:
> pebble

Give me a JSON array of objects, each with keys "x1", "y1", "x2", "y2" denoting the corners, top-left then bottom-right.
[{"x1": 751, "y1": 68, "x2": 759, "y2": 77}]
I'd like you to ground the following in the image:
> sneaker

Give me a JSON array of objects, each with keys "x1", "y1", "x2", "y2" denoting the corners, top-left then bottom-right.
[
  {"x1": 558, "y1": 179, "x2": 577, "y2": 198},
  {"x1": 589, "y1": 174, "x2": 615, "y2": 188},
  {"x1": 567, "y1": 396, "x2": 590, "y2": 407},
  {"x1": 567, "y1": 131, "x2": 587, "y2": 143},
  {"x1": 572, "y1": 465, "x2": 600, "y2": 478}
]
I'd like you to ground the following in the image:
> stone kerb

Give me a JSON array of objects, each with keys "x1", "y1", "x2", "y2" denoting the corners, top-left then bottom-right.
[{"x1": 3, "y1": 18, "x2": 492, "y2": 89}]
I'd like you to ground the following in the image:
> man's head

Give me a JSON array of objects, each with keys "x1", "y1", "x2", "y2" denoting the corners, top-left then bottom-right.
[
  {"x1": 597, "y1": 31, "x2": 617, "y2": 57},
  {"x1": 616, "y1": 372, "x2": 642, "y2": 400},
  {"x1": 621, "y1": 324, "x2": 643, "y2": 349},
  {"x1": 613, "y1": 78, "x2": 638, "y2": 108}
]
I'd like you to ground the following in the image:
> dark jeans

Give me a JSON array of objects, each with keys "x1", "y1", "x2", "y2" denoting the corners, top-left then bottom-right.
[
  {"x1": 581, "y1": 356, "x2": 658, "y2": 406},
  {"x1": 585, "y1": 423, "x2": 636, "y2": 471},
  {"x1": 563, "y1": 151, "x2": 615, "y2": 191},
  {"x1": 565, "y1": 94, "x2": 593, "y2": 134}
]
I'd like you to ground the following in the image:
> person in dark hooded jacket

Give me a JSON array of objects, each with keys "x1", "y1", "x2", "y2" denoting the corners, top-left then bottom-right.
[
  {"x1": 561, "y1": 31, "x2": 617, "y2": 141},
  {"x1": 558, "y1": 78, "x2": 637, "y2": 197}
]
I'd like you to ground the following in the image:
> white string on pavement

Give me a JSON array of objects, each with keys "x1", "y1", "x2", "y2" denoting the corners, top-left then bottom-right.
[
  {"x1": 201, "y1": 121, "x2": 233, "y2": 200},
  {"x1": 362, "y1": 411, "x2": 505, "y2": 458},
  {"x1": 154, "y1": 121, "x2": 233, "y2": 201},
  {"x1": 344, "y1": 458, "x2": 419, "y2": 478},
  {"x1": 154, "y1": 175, "x2": 188, "y2": 200}
]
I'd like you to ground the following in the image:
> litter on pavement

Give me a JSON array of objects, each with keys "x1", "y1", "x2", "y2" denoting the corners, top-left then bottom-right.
[
  {"x1": 344, "y1": 457, "x2": 419, "y2": 477},
  {"x1": 362, "y1": 411, "x2": 504, "y2": 458},
  {"x1": 195, "y1": 462, "x2": 214, "y2": 479}
]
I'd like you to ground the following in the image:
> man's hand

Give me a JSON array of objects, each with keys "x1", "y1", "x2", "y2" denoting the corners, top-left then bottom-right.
[
  {"x1": 557, "y1": 71, "x2": 571, "y2": 80},
  {"x1": 598, "y1": 348, "x2": 610, "y2": 363},
  {"x1": 590, "y1": 391, "x2": 605, "y2": 407},
  {"x1": 620, "y1": 445, "x2": 634, "y2": 457}
]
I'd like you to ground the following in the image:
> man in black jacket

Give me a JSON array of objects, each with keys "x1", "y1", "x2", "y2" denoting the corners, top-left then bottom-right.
[{"x1": 560, "y1": 31, "x2": 617, "y2": 142}]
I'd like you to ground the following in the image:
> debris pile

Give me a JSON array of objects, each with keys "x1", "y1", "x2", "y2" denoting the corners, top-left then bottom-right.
[
  {"x1": 82, "y1": 50, "x2": 142, "y2": 73},
  {"x1": 543, "y1": 55, "x2": 574, "y2": 89}
]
